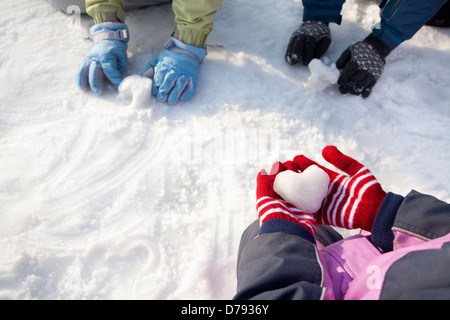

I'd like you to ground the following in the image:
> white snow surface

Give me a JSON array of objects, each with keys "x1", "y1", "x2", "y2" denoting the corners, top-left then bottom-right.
[{"x1": 1, "y1": 0, "x2": 450, "y2": 299}]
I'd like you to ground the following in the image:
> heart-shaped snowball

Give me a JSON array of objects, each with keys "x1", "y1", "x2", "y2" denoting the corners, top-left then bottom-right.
[{"x1": 273, "y1": 165, "x2": 330, "y2": 213}]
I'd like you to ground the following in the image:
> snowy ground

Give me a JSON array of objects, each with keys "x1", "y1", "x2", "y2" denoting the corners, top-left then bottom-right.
[{"x1": 0, "y1": 0, "x2": 449, "y2": 299}]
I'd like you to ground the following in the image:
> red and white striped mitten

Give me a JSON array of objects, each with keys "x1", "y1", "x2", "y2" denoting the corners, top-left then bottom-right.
[
  {"x1": 256, "y1": 161, "x2": 317, "y2": 236},
  {"x1": 294, "y1": 146, "x2": 386, "y2": 231}
]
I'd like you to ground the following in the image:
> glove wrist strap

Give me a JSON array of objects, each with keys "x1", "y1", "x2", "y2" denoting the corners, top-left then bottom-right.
[
  {"x1": 304, "y1": 20, "x2": 329, "y2": 26},
  {"x1": 93, "y1": 29, "x2": 129, "y2": 44},
  {"x1": 364, "y1": 34, "x2": 391, "y2": 59},
  {"x1": 165, "y1": 37, "x2": 206, "y2": 63},
  {"x1": 91, "y1": 22, "x2": 130, "y2": 44}
]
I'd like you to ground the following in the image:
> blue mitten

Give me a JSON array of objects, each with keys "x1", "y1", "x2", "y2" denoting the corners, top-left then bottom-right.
[
  {"x1": 142, "y1": 37, "x2": 206, "y2": 104},
  {"x1": 76, "y1": 22, "x2": 129, "y2": 95}
]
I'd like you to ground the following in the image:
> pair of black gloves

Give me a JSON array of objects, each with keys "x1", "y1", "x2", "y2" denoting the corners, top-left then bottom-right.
[{"x1": 285, "y1": 20, "x2": 391, "y2": 98}]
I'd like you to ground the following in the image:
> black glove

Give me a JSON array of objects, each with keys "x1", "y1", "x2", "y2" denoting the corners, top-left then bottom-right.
[
  {"x1": 285, "y1": 20, "x2": 331, "y2": 66},
  {"x1": 336, "y1": 34, "x2": 391, "y2": 98}
]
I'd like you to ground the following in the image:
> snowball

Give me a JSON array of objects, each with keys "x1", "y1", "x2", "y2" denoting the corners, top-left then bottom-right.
[
  {"x1": 304, "y1": 59, "x2": 339, "y2": 92},
  {"x1": 118, "y1": 75, "x2": 152, "y2": 107},
  {"x1": 273, "y1": 165, "x2": 330, "y2": 213}
]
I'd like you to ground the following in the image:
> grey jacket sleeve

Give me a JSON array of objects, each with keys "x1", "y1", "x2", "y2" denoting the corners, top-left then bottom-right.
[
  {"x1": 233, "y1": 219, "x2": 325, "y2": 300},
  {"x1": 372, "y1": 190, "x2": 450, "y2": 299},
  {"x1": 371, "y1": 190, "x2": 450, "y2": 251},
  {"x1": 393, "y1": 190, "x2": 450, "y2": 240}
]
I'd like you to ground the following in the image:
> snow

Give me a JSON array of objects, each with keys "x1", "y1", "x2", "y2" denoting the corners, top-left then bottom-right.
[
  {"x1": 118, "y1": 75, "x2": 153, "y2": 108},
  {"x1": 1, "y1": 0, "x2": 449, "y2": 300},
  {"x1": 274, "y1": 165, "x2": 329, "y2": 213},
  {"x1": 304, "y1": 59, "x2": 340, "y2": 92}
]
